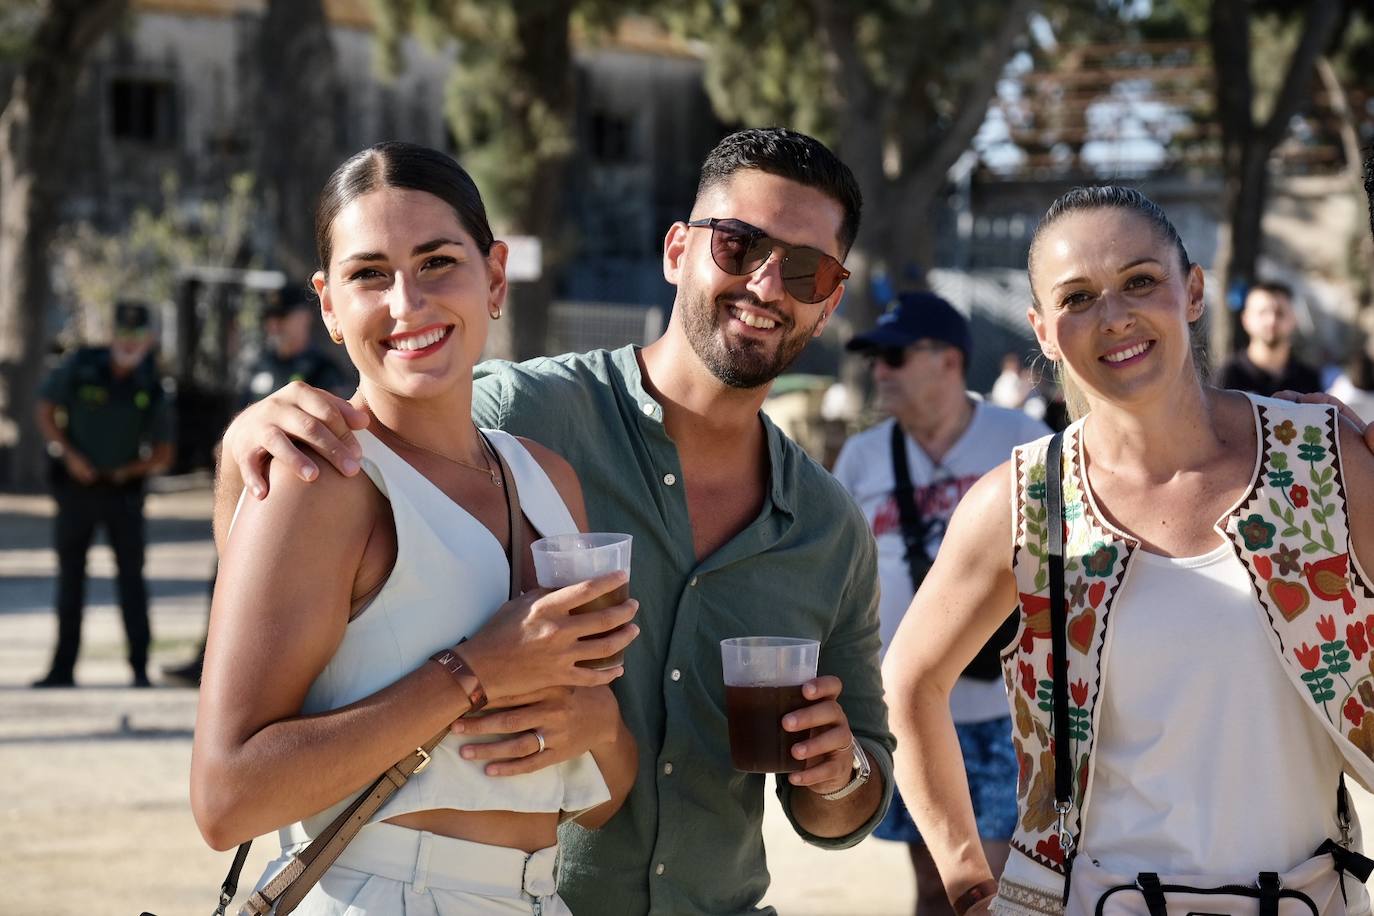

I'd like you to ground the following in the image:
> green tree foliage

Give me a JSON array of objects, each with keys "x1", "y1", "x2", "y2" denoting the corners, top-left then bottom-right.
[{"x1": 51, "y1": 173, "x2": 259, "y2": 341}]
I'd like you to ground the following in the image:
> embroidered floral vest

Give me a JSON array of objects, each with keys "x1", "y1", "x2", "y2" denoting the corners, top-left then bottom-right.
[{"x1": 1003, "y1": 396, "x2": 1374, "y2": 895}]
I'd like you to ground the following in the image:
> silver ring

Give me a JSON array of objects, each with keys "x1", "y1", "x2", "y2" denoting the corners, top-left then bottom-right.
[{"x1": 532, "y1": 729, "x2": 546, "y2": 754}]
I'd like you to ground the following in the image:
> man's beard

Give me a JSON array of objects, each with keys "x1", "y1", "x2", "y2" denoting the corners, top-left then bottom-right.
[{"x1": 679, "y1": 289, "x2": 821, "y2": 389}]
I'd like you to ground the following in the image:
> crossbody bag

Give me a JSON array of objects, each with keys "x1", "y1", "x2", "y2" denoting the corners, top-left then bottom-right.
[
  {"x1": 1040, "y1": 434, "x2": 1374, "y2": 916},
  {"x1": 142, "y1": 434, "x2": 524, "y2": 916}
]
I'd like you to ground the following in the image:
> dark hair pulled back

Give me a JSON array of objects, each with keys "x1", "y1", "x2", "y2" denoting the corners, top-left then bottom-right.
[{"x1": 314, "y1": 141, "x2": 495, "y2": 272}]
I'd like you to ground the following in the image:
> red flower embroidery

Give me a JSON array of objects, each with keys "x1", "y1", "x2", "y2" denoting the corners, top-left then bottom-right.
[
  {"x1": 1070, "y1": 679, "x2": 1088, "y2": 707},
  {"x1": 1317, "y1": 614, "x2": 1337, "y2": 643},
  {"x1": 1348, "y1": 623, "x2": 1368, "y2": 661},
  {"x1": 1019, "y1": 660, "x2": 1036, "y2": 696},
  {"x1": 1035, "y1": 833, "x2": 1065, "y2": 864},
  {"x1": 1295, "y1": 642, "x2": 1322, "y2": 671},
  {"x1": 1290, "y1": 485, "x2": 1309, "y2": 508},
  {"x1": 1345, "y1": 697, "x2": 1365, "y2": 727},
  {"x1": 1366, "y1": 615, "x2": 1374, "y2": 640}
]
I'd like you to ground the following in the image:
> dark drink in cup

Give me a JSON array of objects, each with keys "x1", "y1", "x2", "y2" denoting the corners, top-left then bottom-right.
[
  {"x1": 720, "y1": 637, "x2": 820, "y2": 774},
  {"x1": 571, "y1": 582, "x2": 631, "y2": 669},
  {"x1": 531, "y1": 533, "x2": 633, "y2": 671},
  {"x1": 725, "y1": 683, "x2": 809, "y2": 772}
]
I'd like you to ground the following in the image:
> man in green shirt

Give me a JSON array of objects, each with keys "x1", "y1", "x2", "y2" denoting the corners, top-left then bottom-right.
[
  {"x1": 215, "y1": 128, "x2": 894, "y2": 914},
  {"x1": 34, "y1": 302, "x2": 174, "y2": 688}
]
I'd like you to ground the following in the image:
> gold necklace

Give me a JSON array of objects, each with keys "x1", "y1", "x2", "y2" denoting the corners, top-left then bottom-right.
[{"x1": 366, "y1": 407, "x2": 503, "y2": 487}]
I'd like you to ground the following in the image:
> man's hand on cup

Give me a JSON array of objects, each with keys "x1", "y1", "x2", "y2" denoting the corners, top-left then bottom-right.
[
  {"x1": 780, "y1": 675, "x2": 856, "y2": 796},
  {"x1": 224, "y1": 382, "x2": 369, "y2": 498},
  {"x1": 451, "y1": 685, "x2": 622, "y2": 776},
  {"x1": 459, "y1": 571, "x2": 639, "y2": 701}
]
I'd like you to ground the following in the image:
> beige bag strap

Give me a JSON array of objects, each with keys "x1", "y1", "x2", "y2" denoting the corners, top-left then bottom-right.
[{"x1": 228, "y1": 433, "x2": 525, "y2": 916}]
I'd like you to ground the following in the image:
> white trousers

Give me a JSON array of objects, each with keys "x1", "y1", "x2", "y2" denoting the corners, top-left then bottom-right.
[{"x1": 254, "y1": 822, "x2": 571, "y2": 915}]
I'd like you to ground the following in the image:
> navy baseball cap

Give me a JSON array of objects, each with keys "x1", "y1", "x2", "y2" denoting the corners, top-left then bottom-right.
[
  {"x1": 113, "y1": 301, "x2": 151, "y2": 332},
  {"x1": 845, "y1": 290, "x2": 971, "y2": 358}
]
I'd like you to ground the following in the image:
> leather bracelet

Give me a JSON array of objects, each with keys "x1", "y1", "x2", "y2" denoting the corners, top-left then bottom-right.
[
  {"x1": 951, "y1": 878, "x2": 998, "y2": 915},
  {"x1": 430, "y1": 644, "x2": 487, "y2": 714}
]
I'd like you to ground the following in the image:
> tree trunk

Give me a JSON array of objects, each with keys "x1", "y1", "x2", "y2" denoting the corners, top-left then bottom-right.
[
  {"x1": 486, "y1": 0, "x2": 574, "y2": 362},
  {"x1": 1209, "y1": 0, "x2": 1343, "y2": 357},
  {"x1": 253, "y1": 0, "x2": 338, "y2": 281},
  {"x1": 0, "y1": 0, "x2": 127, "y2": 490}
]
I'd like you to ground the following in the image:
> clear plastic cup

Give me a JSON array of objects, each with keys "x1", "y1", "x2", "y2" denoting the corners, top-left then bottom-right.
[
  {"x1": 530, "y1": 533, "x2": 633, "y2": 669},
  {"x1": 720, "y1": 637, "x2": 820, "y2": 773}
]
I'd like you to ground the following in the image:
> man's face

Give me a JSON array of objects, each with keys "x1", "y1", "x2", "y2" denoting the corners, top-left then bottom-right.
[
  {"x1": 1241, "y1": 289, "x2": 1296, "y2": 348},
  {"x1": 111, "y1": 328, "x2": 153, "y2": 370},
  {"x1": 871, "y1": 341, "x2": 961, "y2": 420},
  {"x1": 665, "y1": 170, "x2": 846, "y2": 389},
  {"x1": 273, "y1": 309, "x2": 314, "y2": 356}
]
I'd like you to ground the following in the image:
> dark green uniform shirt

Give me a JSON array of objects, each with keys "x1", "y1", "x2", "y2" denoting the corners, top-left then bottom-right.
[
  {"x1": 40, "y1": 348, "x2": 173, "y2": 472},
  {"x1": 471, "y1": 346, "x2": 894, "y2": 916},
  {"x1": 239, "y1": 346, "x2": 349, "y2": 408}
]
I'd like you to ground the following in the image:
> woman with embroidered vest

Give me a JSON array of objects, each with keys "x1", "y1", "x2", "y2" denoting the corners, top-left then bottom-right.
[
  {"x1": 190, "y1": 143, "x2": 641, "y2": 914},
  {"x1": 883, "y1": 186, "x2": 1374, "y2": 916}
]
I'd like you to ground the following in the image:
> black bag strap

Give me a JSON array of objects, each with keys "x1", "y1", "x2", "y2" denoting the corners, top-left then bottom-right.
[
  {"x1": 889, "y1": 423, "x2": 933, "y2": 587},
  {"x1": 1046, "y1": 433, "x2": 1077, "y2": 901},
  {"x1": 210, "y1": 433, "x2": 525, "y2": 916},
  {"x1": 1136, "y1": 873, "x2": 1167, "y2": 916},
  {"x1": 1257, "y1": 871, "x2": 1282, "y2": 916}
]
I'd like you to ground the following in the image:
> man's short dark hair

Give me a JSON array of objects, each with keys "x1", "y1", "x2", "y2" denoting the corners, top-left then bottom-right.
[
  {"x1": 1249, "y1": 280, "x2": 1294, "y2": 303},
  {"x1": 695, "y1": 127, "x2": 862, "y2": 256}
]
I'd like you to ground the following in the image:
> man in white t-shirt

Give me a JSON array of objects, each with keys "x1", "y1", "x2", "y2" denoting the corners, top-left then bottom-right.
[{"x1": 834, "y1": 291, "x2": 1048, "y2": 916}]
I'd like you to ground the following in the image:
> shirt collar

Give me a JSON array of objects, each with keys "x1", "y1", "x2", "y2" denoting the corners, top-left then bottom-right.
[{"x1": 611, "y1": 345, "x2": 793, "y2": 518}]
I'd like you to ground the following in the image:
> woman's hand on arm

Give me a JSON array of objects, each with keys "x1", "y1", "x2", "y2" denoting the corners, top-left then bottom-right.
[
  {"x1": 214, "y1": 384, "x2": 369, "y2": 547},
  {"x1": 882, "y1": 462, "x2": 1020, "y2": 908}
]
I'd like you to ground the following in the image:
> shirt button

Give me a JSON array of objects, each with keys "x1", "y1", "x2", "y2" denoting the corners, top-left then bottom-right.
[
  {"x1": 642, "y1": 402, "x2": 655, "y2": 416},
  {"x1": 663, "y1": 473, "x2": 676, "y2": 486},
  {"x1": 656, "y1": 863, "x2": 666, "y2": 876},
  {"x1": 671, "y1": 668, "x2": 682, "y2": 681},
  {"x1": 663, "y1": 762, "x2": 674, "y2": 775}
]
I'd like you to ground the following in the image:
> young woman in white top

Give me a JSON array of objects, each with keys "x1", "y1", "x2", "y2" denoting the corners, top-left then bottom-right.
[
  {"x1": 883, "y1": 186, "x2": 1374, "y2": 916},
  {"x1": 190, "y1": 142, "x2": 640, "y2": 914}
]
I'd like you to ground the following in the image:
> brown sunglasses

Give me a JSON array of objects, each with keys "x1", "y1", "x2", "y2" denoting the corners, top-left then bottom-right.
[{"x1": 686, "y1": 217, "x2": 850, "y2": 304}]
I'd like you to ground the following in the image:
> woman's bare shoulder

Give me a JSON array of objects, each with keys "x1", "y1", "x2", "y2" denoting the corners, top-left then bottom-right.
[{"x1": 229, "y1": 448, "x2": 380, "y2": 552}]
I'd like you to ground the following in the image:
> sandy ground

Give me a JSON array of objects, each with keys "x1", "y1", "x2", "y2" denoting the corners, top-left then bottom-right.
[{"x1": 0, "y1": 487, "x2": 914, "y2": 915}]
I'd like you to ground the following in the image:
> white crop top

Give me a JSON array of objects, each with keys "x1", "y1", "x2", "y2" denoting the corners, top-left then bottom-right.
[{"x1": 277, "y1": 428, "x2": 610, "y2": 848}]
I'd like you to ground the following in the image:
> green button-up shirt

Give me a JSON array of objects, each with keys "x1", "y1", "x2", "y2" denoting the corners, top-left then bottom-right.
[{"x1": 472, "y1": 345, "x2": 894, "y2": 916}]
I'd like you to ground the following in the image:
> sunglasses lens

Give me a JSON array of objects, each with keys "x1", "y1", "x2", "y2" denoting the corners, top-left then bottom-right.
[
  {"x1": 710, "y1": 223, "x2": 766, "y2": 275},
  {"x1": 881, "y1": 348, "x2": 906, "y2": 368}
]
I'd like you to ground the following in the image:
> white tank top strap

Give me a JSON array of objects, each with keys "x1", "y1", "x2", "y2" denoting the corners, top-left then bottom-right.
[{"x1": 481, "y1": 428, "x2": 579, "y2": 538}]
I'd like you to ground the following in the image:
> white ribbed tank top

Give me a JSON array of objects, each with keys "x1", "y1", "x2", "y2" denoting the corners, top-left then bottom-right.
[{"x1": 277, "y1": 428, "x2": 610, "y2": 848}]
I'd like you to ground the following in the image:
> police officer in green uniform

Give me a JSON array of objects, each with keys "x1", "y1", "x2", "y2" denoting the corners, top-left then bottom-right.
[
  {"x1": 239, "y1": 286, "x2": 348, "y2": 408},
  {"x1": 33, "y1": 302, "x2": 174, "y2": 688}
]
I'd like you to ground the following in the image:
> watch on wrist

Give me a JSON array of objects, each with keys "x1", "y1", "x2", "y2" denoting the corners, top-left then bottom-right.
[{"x1": 819, "y1": 739, "x2": 871, "y2": 801}]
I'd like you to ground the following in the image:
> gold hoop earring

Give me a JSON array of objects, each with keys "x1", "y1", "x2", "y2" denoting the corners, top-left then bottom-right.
[
  {"x1": 489, "y1": 307, "x2": 502, "y2": 320},
  {"x1": 329, "y1": 328, "x2": 344, "y2": 345}
]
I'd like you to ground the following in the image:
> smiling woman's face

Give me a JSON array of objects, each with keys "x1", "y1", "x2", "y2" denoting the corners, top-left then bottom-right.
[
  {"x1": 314, "y1": 187, "x2": 507, "y2": 403},
  {"x1": 1027, "y1": 206, "x2": 1204, "y2": 413}
]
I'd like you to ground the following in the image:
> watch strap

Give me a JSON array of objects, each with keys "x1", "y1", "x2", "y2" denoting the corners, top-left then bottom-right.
[{"x1": 819, "y1": 740, "x2": 870, "y2": 801}]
